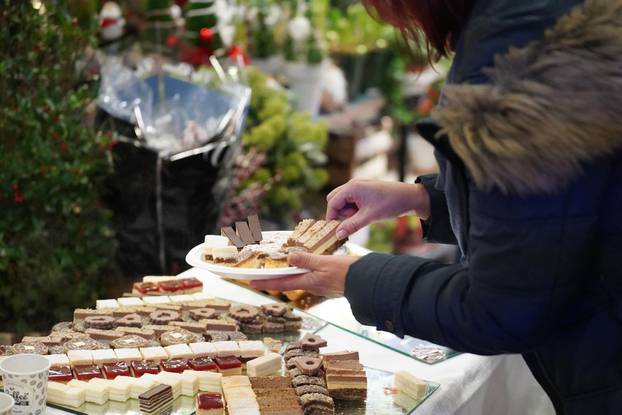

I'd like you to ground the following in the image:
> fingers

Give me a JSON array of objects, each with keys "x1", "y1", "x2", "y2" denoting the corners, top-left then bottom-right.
[
  {"x1": 326, "y1": 183, "x2": 346, "y2": 202},
  {"x1": 250, "y1": 274, "x2": 313, "y2": 292},
  {"x1": 326, "y1": 203, "x2": 358, "y2": 221},
  {"x1": 288, "y1": 252, "x2": 325, "y2": 270},
  {"x1": 326, "y1": 189, "x2": 357, "y2": 220},
  {"x1": 336, "y1": 211, "x2": 367, "y2": 239}
]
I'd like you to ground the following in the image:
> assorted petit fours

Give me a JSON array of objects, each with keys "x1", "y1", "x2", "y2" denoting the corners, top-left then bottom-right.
[
  {"x1": 91, "y1": 349, "x2": 117, "y2": 365},
  {"x1": 139, "y1": 346, "x2": 168, "y2": 363},
  {"x1": 196, "y1": 391, "x2": 225, "y2": 415},
  {"x1": 250, "y1": 376, "x2": 303, "y2": 415},
  {"x1": 246, "y1": 353, "x2": 282, "y2": 377},
  {"x1": 102, "y1": 361, "x2": 131, "y2": 379},
  {"x1": 8, "y1": 269, "x2": 403, "y2": 414},
  {"x1": 131, "y1": 277, "x2": 204, "y2": 297},
  {"x1": 322, "y1": 350, "x2": 367, "y2": 400},
  {"x1": 189, "y1": 356, "x2": 218, "y2": 372},
  {"x1": 131, "y1": 360, "x2": 160, "y2": 377},
  {"x1": 89, "y1": 376, "x2": 129, "y2": 402},
  {"x1": 180, "y1": 370, "x2": 200, "y2": 396},
  {"x1": 214, "y1": 356, "x2": 242, "y2": 376},
  {"x1": 189, "y1": 342, "x2": 217, "y2": 358},
  {"x1": 114, "y1": 348, "x2": 142, "y2": 363},
  {"x1": 139, "y1": 384, "x2": 173, "y2": 415},
  {"x1": 47, "y1": 381, "x2": 86, "y2": 408},
  {"x1": 67, "y1": 379, "x2": 109, "y2": 405},
  {"x1": 392, "y1": 370, "x2": 428, "y2": 410},
  {"x1": 132, "y1": 281, "x2": 160, "y2": 296},
  {"x1": 67, "y1": 350, "x2": 94, "y2": 366},
  {"x1": 164, "y1": 343, "x2": 194, "y2": 360},
  {"x1": 74, "y1": 364, "x2": 104, "y2": 381},
  {"x1": 283, "y1": 334, "x2": 336, "y2": 414},
  {"x1": 222, "y1": 375, "x2": 259, "y2": 415},
  {"x1": 49, "y1": 365, "x2": 74, "y2": 382},
  {"x1": 195, "y1": 370, "x2": 222, "y2": 392},
  {"x1": 161, "y1": 358, "x2": 189, "y2": 373}
]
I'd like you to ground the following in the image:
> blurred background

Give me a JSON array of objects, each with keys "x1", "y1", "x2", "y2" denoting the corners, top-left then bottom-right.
[{"x1": 0, "y1": 0, "x2": 456, "y2": 341}]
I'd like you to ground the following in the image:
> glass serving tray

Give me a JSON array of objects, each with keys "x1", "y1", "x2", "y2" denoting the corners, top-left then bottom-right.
[
  {"x1": 36, "y1": 300, "x2": 438, "y2": 414},
  {"x1": 234, "y1": 280, "x2": 461, "y2": 365},
  {"x1": 362, "y1": 330, "x2": 460, "y2": 365}
]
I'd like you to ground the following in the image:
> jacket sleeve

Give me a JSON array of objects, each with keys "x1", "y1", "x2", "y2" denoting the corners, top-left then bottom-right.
[
  {"x1": 344, "y1": 165, "x2": 609, "y2": 355},
  {"x1": 415, "y1": 174, "x2": 457, "y2": 245}
]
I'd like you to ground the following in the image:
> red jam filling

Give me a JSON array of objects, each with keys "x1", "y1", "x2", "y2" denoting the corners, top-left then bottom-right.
[
  {"x1": 161, "y1": 358, "x2": 189, "y2": 373},
  {"x1": 214, "y1": 356, "x2": 241, "y2": 370},
  {"x1": 74, "y1": 364, "x2": 104, "y2": 381},
  {"x1": 188, "y1": 357, "x2": 217, "y2": 371},
  {"x1": 49, "y1": 365, "x2": 73, "y2": 382},
  {"x1": 197, "y1": 392, "x2": 224, "y2": 409},
  {"x1": 102, "y1": 362, "x2": 130, "y2": 379},
  {"x1": 134, "y1": 282, "x2": 159, "y2": 294},
  {"x1": 157, "y1": 280, "x2": 184, "y2": 293},
  {"x1": 181, "y1": 278, "x2": 203, "y2": 289},
  {"x1": 131, "y1": 360, "x2": 160, "y2": 377}
]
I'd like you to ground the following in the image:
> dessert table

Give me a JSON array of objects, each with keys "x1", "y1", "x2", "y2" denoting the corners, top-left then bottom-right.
[{"x1": 177, "y1": 267, "x2": 556, "y2": 415}]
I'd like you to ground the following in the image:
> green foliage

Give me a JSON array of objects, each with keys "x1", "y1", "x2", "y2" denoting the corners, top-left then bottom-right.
[
  {"x1": 0, "y1": 1, "x2": 114, "y2": 334},
  {"x1": 326, "y1": 3, "x2": 396, "y2": 54},
  {"x1": 247, "y1": 8, "x2": 278, "y2": 58},
  {"x1": 242, "y1": 68, "x2": 328, "y2": 217},
  {"x1": 367, "y1": 220, "x2": 396, "y2": 254}
]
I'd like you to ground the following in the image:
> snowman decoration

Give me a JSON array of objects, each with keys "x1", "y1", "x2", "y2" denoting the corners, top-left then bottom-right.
[{"x1": 99, "y1": 2, "x2": 126, "y2": 42}]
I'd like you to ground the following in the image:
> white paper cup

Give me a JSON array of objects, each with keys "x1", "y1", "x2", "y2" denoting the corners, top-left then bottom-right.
[
  {"x1": 0, "y1": 392, "x2": 15, "y2": 415},
  {"x1": 0, "y1": 354, "x2": 50, "y2": 415}
]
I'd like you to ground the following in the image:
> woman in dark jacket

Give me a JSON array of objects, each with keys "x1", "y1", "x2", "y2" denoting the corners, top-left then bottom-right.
[{"x1": 253, "y1": 0, "x2": 622, "y2": 413}]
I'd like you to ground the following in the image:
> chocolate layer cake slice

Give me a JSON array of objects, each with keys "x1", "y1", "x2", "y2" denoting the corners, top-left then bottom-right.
[
  {"x1": 138, "y1": 383, "x2": 173, "y2": 414},
  {"x1": 249, "y1": 375, "x2": 303, "y2": 415},
  {"x1": 322, "y1": 351, "x2": 367, "y2": 401}
]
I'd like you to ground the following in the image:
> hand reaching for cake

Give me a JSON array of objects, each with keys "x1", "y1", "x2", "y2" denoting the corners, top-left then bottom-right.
[
  {"x1": 326, "y1": 180, "x2": 430, "y2": 239},
  {"x1": 250, "y1": 252, "x2": 358, "y2": 297}
]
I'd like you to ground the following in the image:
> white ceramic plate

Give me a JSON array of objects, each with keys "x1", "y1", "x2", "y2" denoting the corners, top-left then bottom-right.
[{"x1": 185, "y1": 230, "x2": 368, "y2": 280}]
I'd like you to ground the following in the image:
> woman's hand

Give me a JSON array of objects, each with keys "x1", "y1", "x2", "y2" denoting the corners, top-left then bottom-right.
[
  {"x1": 250, "y1": 252, "x2": 358, "y2": 297},
  {"x1": 327, "y1": 180, "x2": 430, "y2": 239}
]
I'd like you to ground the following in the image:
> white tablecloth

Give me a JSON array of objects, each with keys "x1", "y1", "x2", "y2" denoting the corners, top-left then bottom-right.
[{"x1": 177, "y1": 268, "x2": 555, "y2": 415}]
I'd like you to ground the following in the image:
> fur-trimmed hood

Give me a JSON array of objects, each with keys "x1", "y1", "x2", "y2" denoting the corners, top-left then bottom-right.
[{"x1": 433, "y1": 0, "x2": 622, "y2": 194}]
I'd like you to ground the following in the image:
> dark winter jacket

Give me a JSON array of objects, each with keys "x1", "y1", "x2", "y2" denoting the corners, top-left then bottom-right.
[{"x1": 344, "y1": 0, "x2": 622, "y2": 413}]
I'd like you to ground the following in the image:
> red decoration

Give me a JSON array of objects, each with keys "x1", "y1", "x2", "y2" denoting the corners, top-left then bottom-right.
[
  {"x1": 166, "y1": 34, "x2": 179, "y2": 48},
  {"x1": 99, "y1": 18, "x2": 118, "y2": 28},
  {"x1": 199, "y1": 27, "x2": 214, "y2": 43},
  {"x1": 180, "y1": 43, "x2": 214, "y2": 66},
  {"x1": 227, "y1": 46, "x2": 249, "y2": 65},
  {"x1": 11, "y1": 183, "x2": 24, "y2": 204}
]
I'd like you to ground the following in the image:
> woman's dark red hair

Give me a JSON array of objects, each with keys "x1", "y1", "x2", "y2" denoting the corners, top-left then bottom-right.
[{"x1": 363, "y1": 0, "x2": 474, "y2": 60}]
